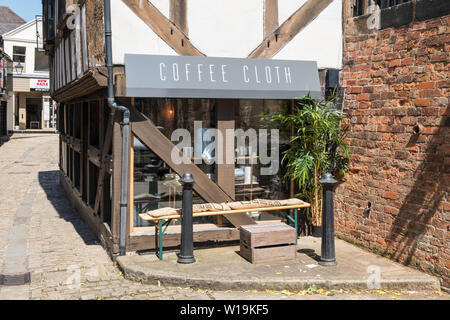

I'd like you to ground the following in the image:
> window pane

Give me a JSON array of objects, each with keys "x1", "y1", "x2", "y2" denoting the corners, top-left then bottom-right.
[
  {"x1": 13, "y1": 46, "x2": 26, "y2": 55},
  {"x1": 133, "y1": 136, "x2": 209, "y2": 228}
]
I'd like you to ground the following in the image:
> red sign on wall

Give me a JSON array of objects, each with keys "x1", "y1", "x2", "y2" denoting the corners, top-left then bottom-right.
[{"x1": 30, "y1": 78, "x2": 50, "y2": 91}]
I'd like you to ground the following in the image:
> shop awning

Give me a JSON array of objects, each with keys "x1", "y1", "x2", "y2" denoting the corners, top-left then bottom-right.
[{"x1": 125, "y1": 54, "x2": 322, "y2": 100}]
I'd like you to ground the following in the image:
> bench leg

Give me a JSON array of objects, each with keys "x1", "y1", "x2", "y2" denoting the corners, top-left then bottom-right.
[
  {"x1": 294, "y1": 208, "x2": 298, "y2": 245},
  {"x1": 155, "y1": 220, "x2": 171, "y2": 261},
  {"x1": 283, "y1": 209, "x2": 299, "y2": 245}
]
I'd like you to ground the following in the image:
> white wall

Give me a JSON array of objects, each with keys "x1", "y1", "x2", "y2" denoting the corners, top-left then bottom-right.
[
  {"x1": 2, "y1": 19, "x2": 49, "y2": 76},
  {"x1": 188, "y1": 0, "x2": 264, "y2": 58},
  {"x1": 111, "y1": 0, "x2": 177, "y2": 65},
  {"x1": 111, "y1": 0, "x2": 342, "y2": 69},
  {"x1": 274, "y1": 0, "x2": 342, "y2": 69}
]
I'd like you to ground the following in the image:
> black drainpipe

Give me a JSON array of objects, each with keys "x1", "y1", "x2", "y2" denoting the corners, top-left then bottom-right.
[{"x1": 104, "y1": 0, "x2": 130, "y2": 257}]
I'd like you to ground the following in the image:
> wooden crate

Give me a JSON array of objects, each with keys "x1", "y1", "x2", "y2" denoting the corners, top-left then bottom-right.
[{"x1": 239, "y1": 223, "x2": 297, "y2": 264}]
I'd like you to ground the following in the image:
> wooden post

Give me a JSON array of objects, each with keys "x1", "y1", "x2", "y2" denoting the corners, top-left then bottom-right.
[
  {"x1": 170, "y1": 0, "x2": 188, "y2": 35},
  {"x1": 216, "y1": 99, "x2": 236, "y2": 226},
  {"x1": 290, "y1": 99, "x2": 295, "y2": 198},
  {"x1": 264, "y1": 0, "x2": 279, "y2": 38}
]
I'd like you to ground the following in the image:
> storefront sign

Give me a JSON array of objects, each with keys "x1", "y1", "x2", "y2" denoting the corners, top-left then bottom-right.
[
  {"x1": 30, "y1": 78, "x2": 50, "y2": 92},
  {"x1": 125, "y1": 54, "x2": 322, "y2": 99}
]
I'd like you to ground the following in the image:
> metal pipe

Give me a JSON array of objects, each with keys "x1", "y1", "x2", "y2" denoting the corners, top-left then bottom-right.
[{"x1": 104, "y1": 0, "x2": 130, "y2": 257}]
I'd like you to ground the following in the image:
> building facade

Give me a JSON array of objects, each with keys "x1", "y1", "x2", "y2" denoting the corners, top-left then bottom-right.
[
  {"x1": 42, "y1": 0, "x2": 343, "y2": 257},
  {"x1": 0, "y1": 48, "x2": 12, "y2": 140},
  {"x1": 336, "y1": 0, "x2": 449, "y2": 289},
  {"x1": 2, "y1": 17, "x2": 54, "y2": 131},
  {"x1": 0, "y1": 6, "x2": 26, "y2": 139}
]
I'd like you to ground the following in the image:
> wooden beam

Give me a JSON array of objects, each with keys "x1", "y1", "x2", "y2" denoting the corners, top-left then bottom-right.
[
  {"x1": 264, "y1": 0, "x2": 279, "y2": 38},
  {"x1": 129, "y1": 105, "x2": 255, "y2": 228},
  {"x1": 128, "y1": 228, "x2": 240, "y2": 252},
  {"x1": 93, "y1": 109, "x2": 115, "y2": 215},
  {"x1": 216, "y1": 100, "x2": 236, "y2": 226},
  {"x1": 122, "y1": 0, "x2": 205, "y2": 56},
  {"x1": 248, "y1": 0, "x2": 333, "y2": 59},
  {"x1": 170, "y1": 0, "x2": 188, "y2": 35}
]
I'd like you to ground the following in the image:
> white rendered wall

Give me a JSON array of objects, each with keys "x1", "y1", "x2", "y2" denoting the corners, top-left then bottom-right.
[
  {"x1": 112, "y1": 0, "x2": 342, "y2": 69},
  {"x1": 187, "y1": 0, "x2": 264, "y2": 58},
  {"x1": 275, "y1": 0, "x2": 342, "y2": 69},
  {"x1": 111, "y1": 0, "x2": 177, "y2": 65},
  {"x1": 3, "y1": 19, "x2": 49, "y2": 76}
]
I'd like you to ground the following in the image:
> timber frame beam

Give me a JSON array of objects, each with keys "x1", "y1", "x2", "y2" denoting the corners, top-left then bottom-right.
[
  {"x1": 122, "y1": 0, "x2": 205, "y2": 56},
  {"x1": 248, "y1": 0, "x2": 334, "y2": 59}
]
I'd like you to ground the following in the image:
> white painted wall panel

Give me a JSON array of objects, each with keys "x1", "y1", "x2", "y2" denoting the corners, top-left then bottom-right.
[
  {"x1": 274, "y1": 0, "x2": 342, "y2": 69},
  {"x1": 278, "y1": 0, "x2": 308, "y2": 25},
  {"x1": 150, "y1": 0, "x2": 170, "y2": 18},
  {"x1": 111, "y1": 0, "x2": 177, "y2": 65},
  {"x1": 111, "y1": 0, "x2": 342, "y2": 69},
  {"x1": 188, "y1": 0, "x2": 263, "y2": 57}
]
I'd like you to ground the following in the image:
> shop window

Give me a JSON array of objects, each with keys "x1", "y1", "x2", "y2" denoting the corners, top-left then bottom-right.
[
  {"x1": 131, "y1": 135, "x2": 210, "y2": 230},
  {"x1": 133, "y1": 97, "x2": 293, "y2": 224},
  {"x1": 234, "y1": 99, "x2": 291, "y2": 221}
]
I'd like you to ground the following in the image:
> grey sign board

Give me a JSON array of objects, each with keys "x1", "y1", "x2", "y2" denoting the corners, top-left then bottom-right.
[{"x1": 125, "y1": 54, "x2": 322, "y2": 100}]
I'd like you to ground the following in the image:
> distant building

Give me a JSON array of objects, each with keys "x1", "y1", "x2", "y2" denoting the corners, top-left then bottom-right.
[
  {"x1": 2, "y1": 16, "x2": 55, "y2": 131},
  {"x1": 0, "y1": 6, "x2": 25, "y2": 139}
]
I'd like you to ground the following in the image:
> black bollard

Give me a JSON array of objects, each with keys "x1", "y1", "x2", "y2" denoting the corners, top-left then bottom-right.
[
  {"x1": 318, "y1": 172, "x2": 338, "y2": 266},
  {"x1": 177, "y1": 173, "x2": 196, "y2": 264}
]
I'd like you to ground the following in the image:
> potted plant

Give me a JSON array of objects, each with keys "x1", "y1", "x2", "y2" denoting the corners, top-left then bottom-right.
[{"x1": 273, "y1": 94, "x2": 350, "y2": 236}]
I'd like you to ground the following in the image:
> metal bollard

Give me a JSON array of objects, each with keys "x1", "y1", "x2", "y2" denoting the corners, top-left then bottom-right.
[
  {"x1": 177, "y1": 173, "x2": 196, "y2": 264},
  {"x1": 318, "y1": 172, "x2": 338, "y2": 266}
]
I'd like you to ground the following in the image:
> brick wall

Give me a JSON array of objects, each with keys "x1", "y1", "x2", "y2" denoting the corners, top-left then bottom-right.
[{"x1": 336, "y1": 14, "x2": 449, "y2": 289}]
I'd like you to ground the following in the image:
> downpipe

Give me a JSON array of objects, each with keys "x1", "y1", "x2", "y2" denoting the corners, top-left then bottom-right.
[{"x1": 104, "y1": 0, "x2": 130, "y2": 257}]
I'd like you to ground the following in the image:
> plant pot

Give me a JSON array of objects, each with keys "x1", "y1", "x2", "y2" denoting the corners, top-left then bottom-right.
[{"x1": 312, "y1": 225, "x2": 323, "y2": 237}]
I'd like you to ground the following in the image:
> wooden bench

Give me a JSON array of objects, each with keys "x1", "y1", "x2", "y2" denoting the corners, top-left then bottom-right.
[{"x1": 139, "y1": 202, "x2": 310, "y2": 260}]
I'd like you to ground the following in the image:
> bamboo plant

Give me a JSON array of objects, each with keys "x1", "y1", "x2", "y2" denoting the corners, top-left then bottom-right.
[{"x1": 273, "y1": 94, "x2": 350, "y2": 228}]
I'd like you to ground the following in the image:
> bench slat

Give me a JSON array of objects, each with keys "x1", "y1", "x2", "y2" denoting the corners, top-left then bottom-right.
[{"x1": 139, "y1": 203, "x2": 310, "y2": 222}]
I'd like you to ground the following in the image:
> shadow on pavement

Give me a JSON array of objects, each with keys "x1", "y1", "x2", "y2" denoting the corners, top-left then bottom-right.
[{"x1": 38, "y1": 170, "x2": 98, "y2": 246}]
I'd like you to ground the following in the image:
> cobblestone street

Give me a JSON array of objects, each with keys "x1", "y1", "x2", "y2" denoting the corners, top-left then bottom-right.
[{"x1": 0, "y1": 134, "x2": 448, "y2": 301}]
